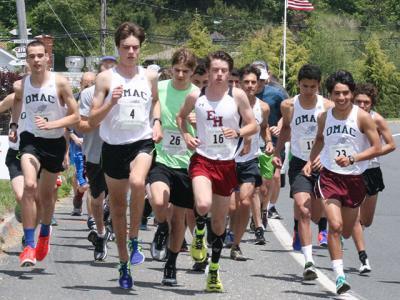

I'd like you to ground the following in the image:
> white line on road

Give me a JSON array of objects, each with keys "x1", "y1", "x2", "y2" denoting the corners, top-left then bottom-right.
[
  {"x1": 392, "y1": 133, "x2": 400, "y2": 137},
  {"x1": 268, "y1": 219, "x2": 366, "y2": 300}
]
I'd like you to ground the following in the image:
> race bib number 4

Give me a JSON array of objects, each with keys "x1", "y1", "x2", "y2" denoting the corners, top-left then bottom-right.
[
  {"x1": 162, "y1": 129, "x2": 187, "y2": 155},
  {"x1": 117, "y1": 102, "x2": 146, "y2": 130}
]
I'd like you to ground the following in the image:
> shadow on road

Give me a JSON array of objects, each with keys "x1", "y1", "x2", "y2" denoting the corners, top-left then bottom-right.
[
  {"x1": 0, "y1": 267, "x2": 54, "y2": 279},
  {"x1": 63, "y1": 284, "x2": 138, "y2": 295}
]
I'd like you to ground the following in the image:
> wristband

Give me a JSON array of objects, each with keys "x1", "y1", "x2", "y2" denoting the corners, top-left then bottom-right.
[
  {"x1": 348, "y1": 155, "x2": 355, "y2": 165},
  {"x1": 9, "y1": 122, "x2": 18, "y2": 130}
]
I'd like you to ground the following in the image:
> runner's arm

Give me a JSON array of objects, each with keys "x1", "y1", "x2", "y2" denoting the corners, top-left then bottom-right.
[
  {"x1": 235, "y1": 89, "x2": 258, "y2": 138},
  {"x1": 148, "y1": 69, "x2": 162, "y2": 143},
  {"x1": 375, "y1": 113, "x2": 396, "y2": 155},
  {"x1": 273, "y1": 99, "x2": 292, "y2": 158}
]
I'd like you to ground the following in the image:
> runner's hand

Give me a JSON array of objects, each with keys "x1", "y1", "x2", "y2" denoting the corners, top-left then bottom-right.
[
  {"x1": 272, "y1": 156, "x2": 282, "y2": 168},
  {"x1": 270, "y1": 126, "x2": 280, "y2": 137},
  {"x1": 221, "y1": 127, "x2": 238, "y2": 139},
  {"x1": 35, "y1": 116, "x2": 52, "y2": 130},
  {"x1": 8, "y1": 129, "x2": 18, "y2": 143},
  {"x1": 265, "y1": 141, "x2": 274, "y2": 155},
  {"x1": 302, "y1": 161, "x2": 312, "y2": 177},
  {"x1": 152, "y1": 121, "x2": 163, "y2": 143},
  {"x1": 311, "y1": 155, "x2": 323, "y2": 171},
  {"x1": 335, "y1": 155, "x2": 351, "y2": 167},
  {"x1": 183, "y1": 133, "x2": 200, "y2": 150},
  {"x1": 239, "y1": 137, "x2": 251, "y2": 156},
  {"x1": 111, "y1": 85, "x2": 123, "y2": 105}
]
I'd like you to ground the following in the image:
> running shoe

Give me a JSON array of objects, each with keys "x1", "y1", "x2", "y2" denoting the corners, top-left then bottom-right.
[
  {"x1": 230, "y1": 245, "x2": 247, "y2": 261},
  {"x1": 71, "y1": 208, "x2": 82, "y2": 217},
  {"x1": 36, "y1": 228, "x2": 51, "y2": 261},
  {"x1": 21, "y1": 235, "x2": 26, "y2": 250},
  {"x1": 262, "y1": 209, "x2": 268, "y2": 230},
  {"x1": 359, "y1": 259, "x2": 372, "y2": 274},
  {"x1": 118, "y1": 262, "x2": 133, "y2": 289},
  {"x1": 150, "y1": 227, "x2": 168, "y2": 261},
  {"x1": 128, "y1": 239, "x2": 145, "y2": 266},
  {"x1": 94, "y1": 235, "x2": 108, "y2": 261},
  {"x1": 162, "y1": 263, "x2": 177, "y2": 286},
  {"x1": 268, "y1": 206, "x2": 282, "y2": 219},
  {"x1": 51, "y1": 216, "x2": 58, "y2": 226},
  {"x1": 254, "y1": 227, "x2": 266, "y2": 245},
  {"x1": 224, "y1": 230, "x2": 234, "y2": 248},
  {"x1": 336, "y1": 275, "x2": 351, "y2": 294},
  {"x1": 206, "y1": 263, "x2": 223, "y2": 292},
  {"x1": 190, "y1": 229, "x2": 208, "y2": 263},
  {"x1": 19, "y1": 246, "x2": 36, "y2": 267},
  {"x1": 318, "y1": 230, "x2": 328, "y2": 248},
  {"x1": 88, "y1": 230, "x2": 98, "y2": 246},
  {"x1": 303, "y1": 262, "x2": 318, "y2": 280},
  {"x1": 87, "y1": 217, "x2": 96, "y2": 231},
  {"x1": 192, "y1": 253, "x2": 209, "y2": 272}
]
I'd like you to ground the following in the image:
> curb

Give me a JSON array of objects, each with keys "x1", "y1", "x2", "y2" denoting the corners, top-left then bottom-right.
[{"x1": 0, "y1": 213, "x2": 21, "y2": 249}]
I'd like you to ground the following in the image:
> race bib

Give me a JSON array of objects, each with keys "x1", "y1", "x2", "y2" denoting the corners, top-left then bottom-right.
[
  {"x1": 162, "y1": 129, "x2": 187, "y2": 155},
  {"x1": 33, "y1": 110, "x2": 58, "y2": 138},
  {"x1": 205, "y1": 127, "x2": 234, "y2": 156},
  {"x1": 117, "y1": 102, "x2": 146, "y2": 130},
  {"x1": 299, "y1": 135, "x2": 315, "y2": 156},
  {"x1": 329, "y1": 144, "x2": 355, "y2": 172}
]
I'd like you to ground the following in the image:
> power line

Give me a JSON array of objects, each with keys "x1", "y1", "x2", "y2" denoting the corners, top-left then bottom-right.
[
  {"x1": 64, "y1": 0, "x2": 96, "y2": 54},
  {"x1": 45, "y1": 0, "x2": 85, "y2": 56}
]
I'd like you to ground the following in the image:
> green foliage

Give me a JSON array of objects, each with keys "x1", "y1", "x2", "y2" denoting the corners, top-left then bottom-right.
[
  {"x1": 356, "y1": 35, "x2": 400, "y2": 117},
  {"x1": 0, "y1": 180, "x2": 16, "y2": 218},
  {"x1": 185, "y1": 14, "x2": 217, "y2": 58},
  {"x1": 236, "y1": 26, "x2": 309, "y2": 95}
]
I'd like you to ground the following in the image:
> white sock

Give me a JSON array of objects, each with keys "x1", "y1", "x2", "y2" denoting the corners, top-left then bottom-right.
[
  {"x1": 302, "y1": 245, "x2": 314, "y2": 264},
  {"x1": 268, "y1": 203, "x2": 275, "y2": 210},
  {"x1": 332, "y1": 259, "x2": 344, "y2": 278}
]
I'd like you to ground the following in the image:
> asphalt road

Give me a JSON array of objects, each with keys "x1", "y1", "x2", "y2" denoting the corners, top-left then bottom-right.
[{"x1": 0, "y1": 124, "x2": 399, "y2": 300}]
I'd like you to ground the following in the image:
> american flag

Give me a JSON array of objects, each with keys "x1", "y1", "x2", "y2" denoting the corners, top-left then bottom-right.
[{"x1": 287, "y1": 0, "x2": 314, "y2": 11}]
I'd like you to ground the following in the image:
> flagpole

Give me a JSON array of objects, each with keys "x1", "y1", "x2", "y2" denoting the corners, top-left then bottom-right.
[{"x1": 282, "y1": 0, "x2": 287, "y2": 88}]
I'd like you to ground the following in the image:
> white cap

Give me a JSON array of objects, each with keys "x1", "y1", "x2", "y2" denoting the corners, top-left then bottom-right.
[
  {"x1": 259, "y1": 68, "x2": 269, "y2": 80},
  {"x1": 147, "y1": 64, "x2": 161, "y2": 72}
]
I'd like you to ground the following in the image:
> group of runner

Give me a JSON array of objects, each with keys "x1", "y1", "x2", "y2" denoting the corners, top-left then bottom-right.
[{"x1": 1, "y1": 21, "x2": 396, "y2": 295}]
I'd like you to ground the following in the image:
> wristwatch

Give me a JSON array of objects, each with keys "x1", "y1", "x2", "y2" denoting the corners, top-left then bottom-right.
[
  {"x1": 348, "y1": 155, "x2": 355, "y2": 165},
  {"x1": 153, "y1": 118, "x2": 162, "y2": 126}
]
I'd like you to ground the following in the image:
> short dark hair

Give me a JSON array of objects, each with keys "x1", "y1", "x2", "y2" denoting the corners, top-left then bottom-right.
[
  {"x1": 325, "y1": 70, "x2": 356, "y2": 94},
  {"x1": 193, "y1": 59, "x2": 207, "y2": 76},
  {"x1": 26, "y1": 40, "x2": 46, "y2": 54},
  {"x1": 354, "y1": 83, "x2": 379, "y2": 107},
  {"x1": 114, "y1": 22, "x2": 145, "y2": 47},
  {"x1": 231, "y1": 68, "x2": 240, "y2": 77},
  {"x1": 298, "y1": 64, "x2": 321, "y2": 82},
  {"x1": 205, "y1": 50, "x2": 234, "y2": 72},
  {"x1": 239, "y1": 64, "x2": 261, "y2": 80},
  {"x1": 171, "y1": 48, "x2": 197, "y2": 70}
]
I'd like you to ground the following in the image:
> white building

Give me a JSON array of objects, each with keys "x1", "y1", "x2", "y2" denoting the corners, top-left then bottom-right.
[{"x1": 0, "y1": 48, "x2": 19, "y2": 72}]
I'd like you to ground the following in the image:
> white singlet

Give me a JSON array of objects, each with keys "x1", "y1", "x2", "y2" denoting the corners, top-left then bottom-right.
[
  {"x1": 195, "y1": 87, "x2": 241, "y2": 160},
  {"x1": 20, "y1": 73, "x2": 66, "y2": 139},
  {"x1": 320, "y1": 105, "x2": 370, "y2": 175},
  {"x1": 236, "y1": 98, "x2": 262, "y2": 163},
  {"x1": 99, "y1": 67, "x2": 153, "y2": 145},
  {"x1": 290, "y1": 95, "x2": 325, "y2": 161}
]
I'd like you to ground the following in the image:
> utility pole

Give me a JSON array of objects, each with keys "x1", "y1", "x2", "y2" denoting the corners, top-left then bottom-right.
[
  {"x1": 16, "y1": 0, "x2": 28, "y2": 42},
  {"x1": 100, "y1": 0, "x2": 107, "y2": 56}
]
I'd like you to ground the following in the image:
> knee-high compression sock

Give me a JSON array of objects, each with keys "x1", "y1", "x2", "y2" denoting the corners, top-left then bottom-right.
[
  {"x1": 166, "y1": 248, "x2": 179, "y2": 267},
  {"x1": 294, "y1": 219, "x2": 299, "y2": 232},
  {"x1": 211, "y1": 230, "x2": 226, "y2": 264},
  {"x1": 143, "y1": 197, "x2": 153, "y2": 219},
  {"x1": 24, "y1": 228, "x2": 35, "y2": 248},
  {"x1": 158, "y1": 221, "x2": 169, "y2": 234},
  {"x1": 194, "y1": 210, "x2": 207, "y2": 232},
  {"x1": 358, "y1": 250, "x2": 368, "y2": 264},
  {"x1": 318, "y1": 217, "x2": 327, "y2": 232}
]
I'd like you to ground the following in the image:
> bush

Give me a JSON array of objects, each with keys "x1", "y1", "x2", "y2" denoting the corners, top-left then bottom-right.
[{"x1": 0, "y1": 180, "x2": 16, "y2": 219}]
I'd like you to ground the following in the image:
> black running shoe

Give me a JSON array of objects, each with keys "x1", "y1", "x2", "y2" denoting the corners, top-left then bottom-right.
[
  {"x1": 88, "y1": 230, "x2": 98, "y2": 246},
  {"x1": 254, "y1": 227, "x2": 266, "y2": 245},
  {"x1": 94, "y1": 235, "x2": 107, "y2": 261},
  {"x1": 162, "y1": 264, "x2": 177, "y2": 286},
  {"x1": 192, "y1": 253, "x2": 209, "y2": 272},
  {"x1": 150, "y1": 226, "x2": 168, "y2": 261},
  {"x1": 268, "y1": 206, "x2": 282, "y2": 220},
  {"x1": 87, "y1": 216, "x2": 96, "y2": 231},
  {"x1": 262, "y1": 210, "x2": 268, "y2": 230}
]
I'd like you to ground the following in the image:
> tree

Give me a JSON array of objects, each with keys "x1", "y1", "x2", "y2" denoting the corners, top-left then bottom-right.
[
  {"x1": 356, "y1": 35, "x2": 400, "y2": 117},
  {"x1": 236, "y1": 26, "x2": 309, "y2": 95},
  {"x1": 184, "y1": 14, "x2": 216, "y2": 58}
]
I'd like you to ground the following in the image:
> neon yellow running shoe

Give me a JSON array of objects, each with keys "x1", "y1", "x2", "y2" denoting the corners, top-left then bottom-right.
[
  {"x1": 190, "y1": 229, "x2": 207, "y2": 262},
  {"x1": 206, "y1": 263, "x2": 223, "y2": 293}
]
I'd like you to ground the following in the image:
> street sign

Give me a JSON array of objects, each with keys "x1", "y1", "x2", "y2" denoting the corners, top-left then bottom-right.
[
  {"x1": 13, "y1": 46, "x2": 26, "y2": 54},
  {"x1": 15, "y1": 52, "x2": 26, "y2": 59},
  {"x1": 9, "y1": 59, "x2": 26, "y2": 66},
  {"x1": 9, "y1": 28, "x2": 32, "y2": 36},
  {"x1": 11, "y1": 39, "x2": 35, "y2": 44}
]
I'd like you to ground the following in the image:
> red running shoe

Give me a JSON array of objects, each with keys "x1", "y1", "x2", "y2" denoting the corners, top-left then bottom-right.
[
  {"x1": 36, "y1": 230, "x2": 51, "y2": 261},
  {"x1": 20, "y1": 246, "x2": 36, "y2": 267}
]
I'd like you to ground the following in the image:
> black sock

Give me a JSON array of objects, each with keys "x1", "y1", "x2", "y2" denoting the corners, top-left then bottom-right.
[
  {"x1": 158, "y1": 221, "x2": 169, "y2": 234},
  {"x1": 166, "y1": 248, "x2": 178, "y2": 266},
  {"x1": 143, "y1": 198, "x2": 153, "y2": 219},
  {"x1": 358, "y1": 250, "x2": 368, "y2": 264},
  {"x1": 318, "y1": 217, "x2": 327, "y2": 232},
  {"x1": 194, "y1": 210, "x2": 207, "y2": 231},
  {"x1": 211, "y1": 230, "x2": 226, "y2": 264},
  {"x1": 294, "y1": 219, "x2": 298, "y2": 232}
]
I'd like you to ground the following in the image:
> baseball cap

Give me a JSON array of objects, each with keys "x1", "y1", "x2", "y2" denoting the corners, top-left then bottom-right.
[
  {"x1": 147, "y1": 64, "x2": 161, "y2": 73},
  {"x1": 101, "y1": 55, "x2": 117, "y2": 62},
  {"x1": 252, "y1": 60, "x2": 269, "y2": 80}
]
